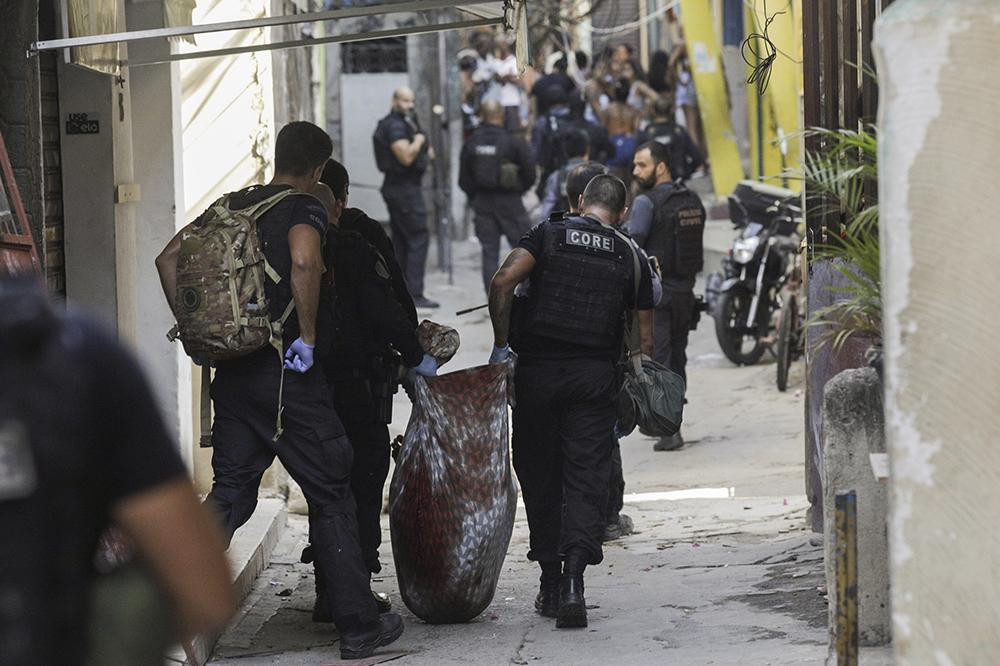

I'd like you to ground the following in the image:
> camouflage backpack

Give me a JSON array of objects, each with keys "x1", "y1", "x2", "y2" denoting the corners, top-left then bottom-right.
[
  {"x1": 168, "y1": 188, "x2": 300, "y2": 361},
  {"x1": 168, "y1": 188, "x2": 305, "y2": 445}
]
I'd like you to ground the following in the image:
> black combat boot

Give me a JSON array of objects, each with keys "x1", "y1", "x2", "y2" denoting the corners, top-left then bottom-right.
[
  {"x1": 339, "y1": 612, "x2": 404, "y2": 660},
  {"x1": 556, "y1": 549, "x2": 588, "y2": 628},
  {"x1": 534, "y1": 561, "x2": 561, "y2": 618}
]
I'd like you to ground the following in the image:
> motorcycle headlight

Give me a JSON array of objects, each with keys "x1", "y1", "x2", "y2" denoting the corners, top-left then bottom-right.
[{"x1": 732, "y1": 237, "x2": 761, "y2": 264}]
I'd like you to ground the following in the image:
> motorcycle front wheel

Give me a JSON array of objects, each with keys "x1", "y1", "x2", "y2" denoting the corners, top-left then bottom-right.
[{"x1": 714, "y1": 291, "x2": 768, "y2": 366}]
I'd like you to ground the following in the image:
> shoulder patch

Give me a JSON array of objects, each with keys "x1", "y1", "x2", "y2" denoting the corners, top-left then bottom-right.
[{"x1": 374, "y1": 258, "x2": 391, "y2": 280}]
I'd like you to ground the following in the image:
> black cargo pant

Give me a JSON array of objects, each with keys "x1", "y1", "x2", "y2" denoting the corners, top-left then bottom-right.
[
  {"x1": 330, "y1": 376, "x2": 391, "y2": 575},
  {"x1": 206, "y1": 352, "x2": 378, "y2": 630},
  {"x1": 654, "y1": 290, "x2": 695, "y2": 384},
  {"x1": 471, "y1": 192, "x2": 532, "y2": 294},
  {"x1": 382, "y1": 181, "x2": 429, "y2": 299},
  {"x1": 512, "y1": 356, "x2": 617, "y2": 566}
]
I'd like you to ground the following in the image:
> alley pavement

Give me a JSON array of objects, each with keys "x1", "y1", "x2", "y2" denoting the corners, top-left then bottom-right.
[{"x1": 207, "y1": 234, "x2": 853, "y2": 665}]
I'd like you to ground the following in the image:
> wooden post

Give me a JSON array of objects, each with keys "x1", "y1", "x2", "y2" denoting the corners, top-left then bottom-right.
[
  {"x1": 860, "y1": 0, "x2": 878, "y2": 127},
  {"x1": 841, "y1": 0, "x2": 859, "y2": 131},
  {"x1": 835, "y1": 491, "x2": 859, "y2": 666}
]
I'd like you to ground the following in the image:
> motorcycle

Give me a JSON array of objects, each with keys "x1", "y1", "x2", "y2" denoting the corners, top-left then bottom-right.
[{"x1": 706, "y1": 181, "x2": 802, "y2": 366}]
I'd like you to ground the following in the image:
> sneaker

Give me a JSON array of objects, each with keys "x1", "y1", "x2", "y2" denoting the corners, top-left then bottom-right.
[
  {"x1": 339, "y1": 612, "x2": 404, "y2": 660},
  {"x1": 653, "y1": 433, "x2": 684, "y2": 451},
  {"x1": 534, "y1": 575, "x2": 560, "y2": 618},
  {"x1": 555, "y1": 574, "x2": 587, "y2": 629},
  {"x1": 412, "y1": 296, "x2": 440, "y2": 309}
]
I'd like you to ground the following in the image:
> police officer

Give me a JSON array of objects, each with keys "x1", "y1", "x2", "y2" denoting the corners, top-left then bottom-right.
[
  {"x1": 488, "y1": 175, "x2": 655, "y2": 629},
  {"x1": 530, "y1": 87, "x2": 575, "y2": 199},
  {"x1": 637, "y1": 97, "x2": 705, "y2": 182},
  {"x1": 459, "y1": 100, "x2": 536, "y2": 294},
  {"x1": 629, "y1": 140, "x2": 707, "y2": 452},
  {"x1": 538, "y1": 128, "x2": 589, "y2": 220},
  {"x1": 305, "y1": 160, "x2": 438, "y2": 619},
  {"x1": 156, "y1": 122, "x2": 404, "y2": 659},
  {"x1": 553, "y1": 162, "x2": 662, "y2": 543},
  {"x1": 373, "y1": 87, "x2": 438, "y2": 309}
]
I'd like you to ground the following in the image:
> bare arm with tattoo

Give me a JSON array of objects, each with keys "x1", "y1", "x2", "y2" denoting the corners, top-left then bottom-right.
[{"x1": 488, "y1": 248, "x2": 536, "y2": 348}]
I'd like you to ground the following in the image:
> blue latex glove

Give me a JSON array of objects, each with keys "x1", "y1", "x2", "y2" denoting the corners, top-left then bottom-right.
[
  {"x1": 283, "y1": 337, "x2": 315, "y2": 373},
  {"x1": 489, "y1": 344, "x2": 511, "y2": 364},
  {"x1": 412, "y1": 353, "x2": 439, "y2": 377}
]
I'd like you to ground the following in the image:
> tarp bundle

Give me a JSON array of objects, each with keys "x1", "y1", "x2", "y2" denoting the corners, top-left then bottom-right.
[{"x1": 388, "y1": 363, "x2": 516, "y2": 624}]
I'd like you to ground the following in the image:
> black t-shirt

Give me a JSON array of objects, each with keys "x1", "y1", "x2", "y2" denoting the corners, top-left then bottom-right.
[
  {"x1": 380, "y1": 112, "x2": 428, "y2": 185},
  {"x1": 340, "y1": 208, "x2": 417, "y2": 327},
  {"x1": 530, "y1": 73, "x2": 578, "y2": 114},
  {"x1": 228, "y1": 184, "x2": 328, "y2": 349},
  {"x1": 0, "y1": 300, "x2": 186, "y2": 664},
  {"x1": 514, "y1": 217, "x2": 655, "y2": 360}
]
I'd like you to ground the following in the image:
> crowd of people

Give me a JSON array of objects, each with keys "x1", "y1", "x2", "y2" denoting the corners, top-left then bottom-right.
[{"x1": 458, "y1": 33, "x2": 707, "y2": 198}]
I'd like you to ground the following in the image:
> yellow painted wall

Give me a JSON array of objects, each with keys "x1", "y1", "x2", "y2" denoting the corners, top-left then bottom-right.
[
  {"x1": 678, "y1": 0, "x2": 744, "y2": 197},
  {"x1": 745, "y1": 0, "x2": 802, "y2": 190}
]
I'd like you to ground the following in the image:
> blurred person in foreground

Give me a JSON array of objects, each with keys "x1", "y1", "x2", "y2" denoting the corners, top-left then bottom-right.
[{"x1": 0, "y1": 274, "x2": 234, "y2": 664}]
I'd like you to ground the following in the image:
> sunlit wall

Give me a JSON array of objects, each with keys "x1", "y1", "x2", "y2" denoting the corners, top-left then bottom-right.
[{"x1": 179, "y1": 0, "x2": 277, "y2": 219}]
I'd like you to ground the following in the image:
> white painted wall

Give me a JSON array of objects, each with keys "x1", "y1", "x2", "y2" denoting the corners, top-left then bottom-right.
[
  {"x1": 875, "y1": 1, "x2": 1000, "y2": 661},
  {"x1": 125, "y1": 0, "x2": 193, "y2": 466},
  {"x1": 339, "y1": 72, "x2": 409, "y2": 221}
]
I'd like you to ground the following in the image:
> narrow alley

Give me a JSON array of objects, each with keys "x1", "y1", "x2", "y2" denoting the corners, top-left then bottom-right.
[{"x1": 206, "y1": 238, "x2": 831, "y2": 665}]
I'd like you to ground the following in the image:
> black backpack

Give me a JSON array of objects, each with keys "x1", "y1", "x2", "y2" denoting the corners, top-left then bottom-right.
[
  {"x1": 372, "y1": 117, "x2": 394, "y2": 174},
  {"x1": 538, "y1": 113, "x2": 575, "y2": 171}
]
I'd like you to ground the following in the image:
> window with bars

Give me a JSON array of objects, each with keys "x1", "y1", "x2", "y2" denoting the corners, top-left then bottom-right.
[{"x1": 341, "y1": 37, "x2": 407, "y2": 73}]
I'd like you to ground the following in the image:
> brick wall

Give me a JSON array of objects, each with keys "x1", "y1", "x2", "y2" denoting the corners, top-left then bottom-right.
[{"x1": 0, "y1": 0, "x2": 45, "y2": 275}]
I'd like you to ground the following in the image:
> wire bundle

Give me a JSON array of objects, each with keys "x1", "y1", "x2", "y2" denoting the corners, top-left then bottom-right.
[{"x1": 742, "y1": 0, "x2": 784, "y2": 96}]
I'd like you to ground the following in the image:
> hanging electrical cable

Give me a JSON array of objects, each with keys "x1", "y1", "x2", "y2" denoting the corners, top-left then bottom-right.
[{"x1": 741, "y1": 0, "x2": 784, "y2": 95}]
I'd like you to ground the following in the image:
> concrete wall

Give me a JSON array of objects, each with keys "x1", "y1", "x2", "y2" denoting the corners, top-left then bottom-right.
[
  {"x1": 58, "y1": 63, "x2": 121, "y2": 329},
  {"x1": 821, "y1": 368, "x2": 890, "y2": 649},
  {"x1": 874, "y1": 1, "x2": 1000, "y2": 661},
  {"x1": 125, "y1": 0, "x2": 194, "y2": 465}
]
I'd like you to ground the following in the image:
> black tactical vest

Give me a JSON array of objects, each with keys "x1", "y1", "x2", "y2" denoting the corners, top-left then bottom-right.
[
  {"x1": 643, "y1": 183, "x2": 706, "y2": 279},
  {"x1": 522, "y1": 215, "x2": 632, "y2": 349},
  {"x1": 469, "y1": 126, "x2": 518, "y2": 191}
]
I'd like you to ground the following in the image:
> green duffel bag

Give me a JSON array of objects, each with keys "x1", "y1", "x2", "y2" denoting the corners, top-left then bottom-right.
[
  {"x1": 617, "y1": 353, "x2": 685, "y2": 437},
  {"x1": 610, "y1": 225, "x2": 686, "y2": 437}
]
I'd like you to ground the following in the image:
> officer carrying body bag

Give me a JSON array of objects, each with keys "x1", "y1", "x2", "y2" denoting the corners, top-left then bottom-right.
[
  {"x1": 611, "y1": 229, "x2": 686, "y2": 437},
  {"x1": 167, "y1": 188, "x2": 303, "y2": 445}
]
